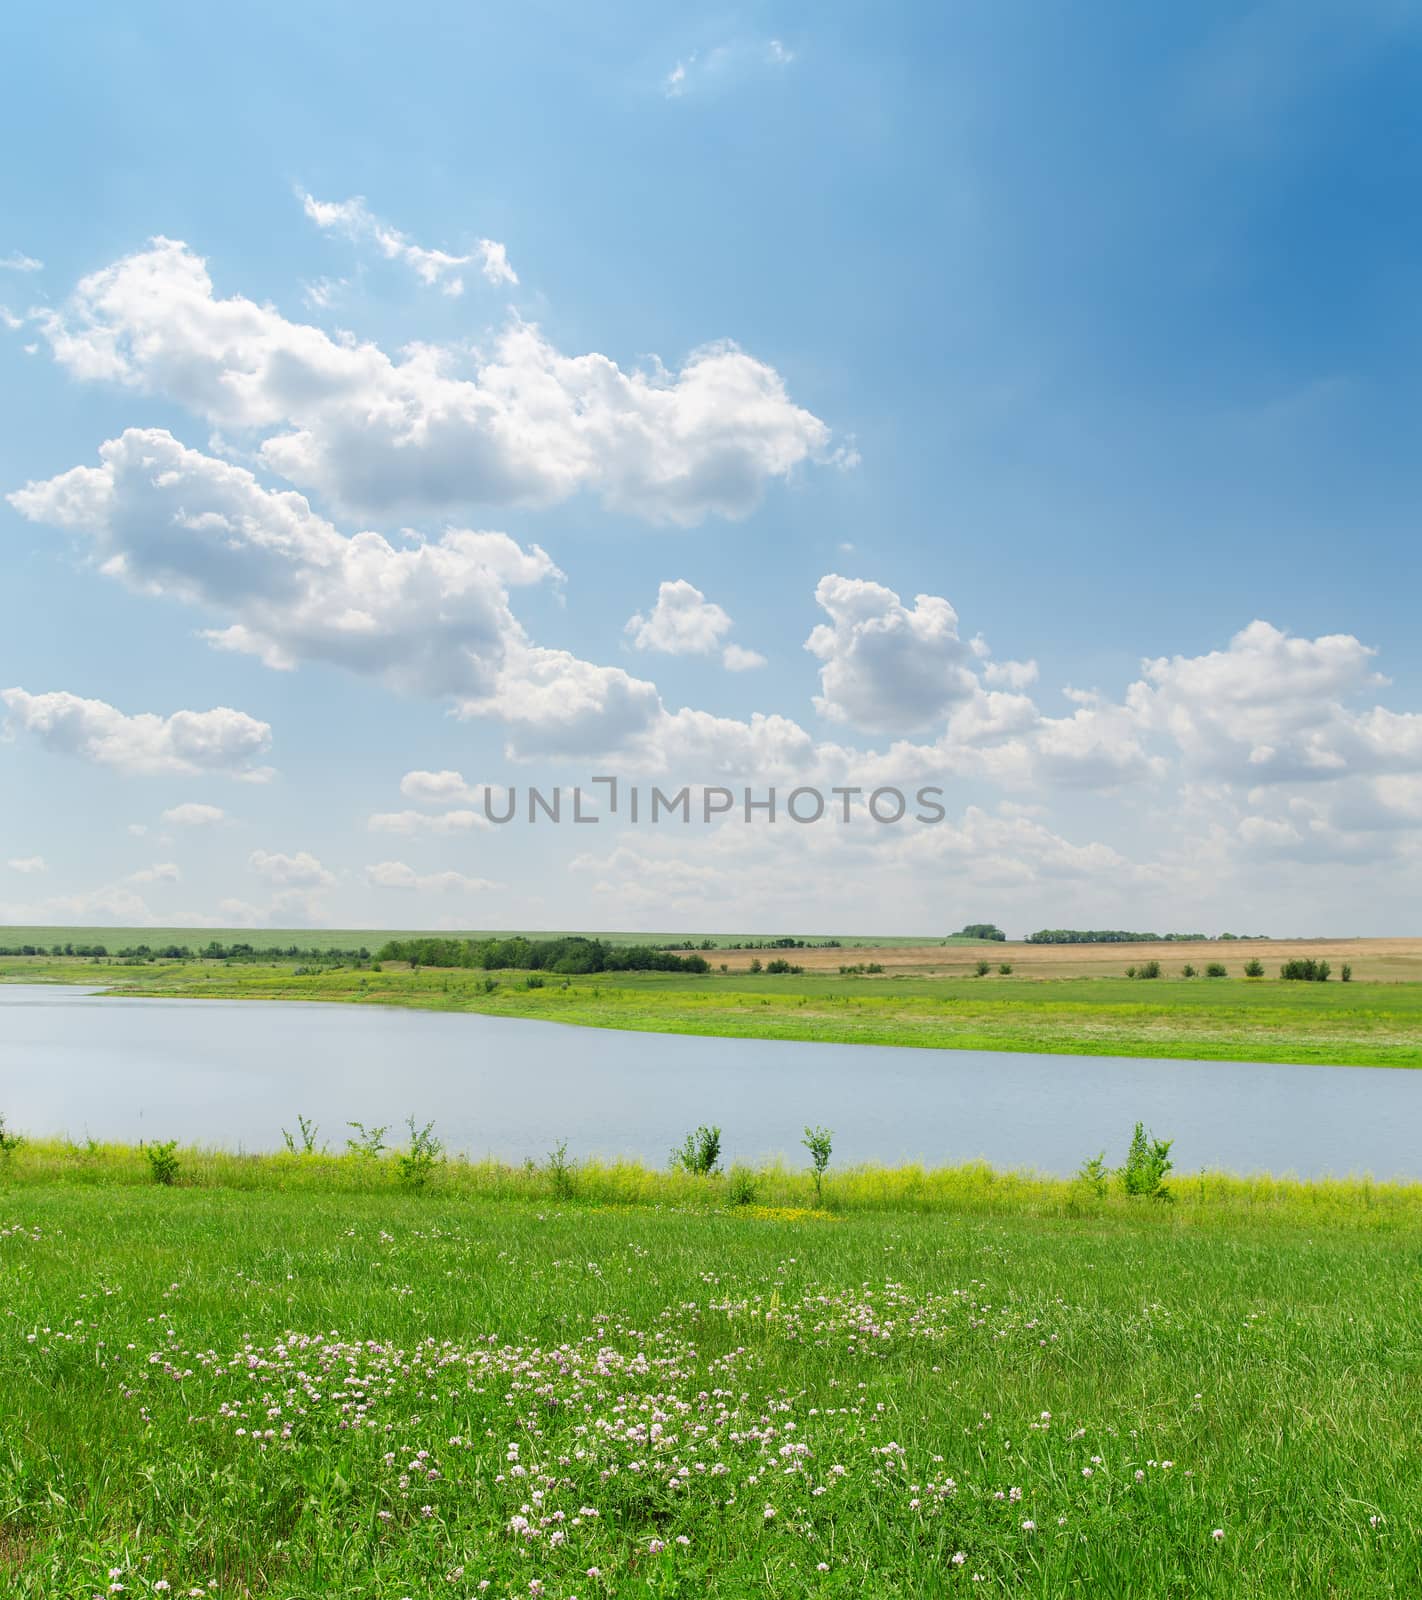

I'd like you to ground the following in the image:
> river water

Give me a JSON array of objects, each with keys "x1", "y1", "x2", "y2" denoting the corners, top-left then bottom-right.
[{"x1": 2, "y1": 983, "x2": 1418, "y2": 1177}]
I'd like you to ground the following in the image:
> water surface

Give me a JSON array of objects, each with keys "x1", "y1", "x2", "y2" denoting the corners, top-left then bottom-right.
[{"x1": 2, "y1": 983, "x2": 1418, "y2": 1177}]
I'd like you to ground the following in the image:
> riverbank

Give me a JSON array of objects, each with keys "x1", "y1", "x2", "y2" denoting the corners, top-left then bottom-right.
[
  {"x1": 6, "y1": 954, "x2": 1422, "y2": 1067},
  {"x1": 7, "y1": 1138, "x2": 1422, "y2": 1228},
  {"x1": 2, "y1": 1179, "x2": 1417, "y2": 1597}
]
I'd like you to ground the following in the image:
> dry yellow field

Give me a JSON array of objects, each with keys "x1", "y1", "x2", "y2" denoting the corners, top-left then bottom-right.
[{"x1": 721, "y1": 936, "x2": 1422, "y2": 981}]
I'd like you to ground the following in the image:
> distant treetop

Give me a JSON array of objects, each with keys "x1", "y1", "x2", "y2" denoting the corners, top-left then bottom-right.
[{"x1": 958, "y1": 924, "x2": 1007, "y2": 941}]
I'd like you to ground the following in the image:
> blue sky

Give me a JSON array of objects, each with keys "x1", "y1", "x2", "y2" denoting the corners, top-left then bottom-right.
[{"x1": 2, "y1": 0, "x2": 1421, "y2": 936}]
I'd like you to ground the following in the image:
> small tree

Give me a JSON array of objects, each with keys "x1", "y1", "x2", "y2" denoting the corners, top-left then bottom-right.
[
  {"x1": 1118, "y1": 1122, "x2": 1173, "y2": 1201},
  {"x1": 998, "y1": 963, "x2": 1013, "y2": 976},
  {"x1": 1076, "y1": 1152, "x2": 1109, "y2": 1198},
  {"x1": 1341, "y1": 963, "x2": 1353, "y2": 983},
  {"x1": 1181, "y1": 963, "x2": 1197, "y2": 978},
  {"x1": 281, "y1": 1114, "x2": 321, "y2": 1154},
  {"x1": 1205, "y1": 963, "x2": 1227, "y2": 978},
  {"x1": 145, "y1": 1140, "x2": 180, "y2": 1187},
  {"x1": 803, "y1": 1125, "x2": 833, "y2": 1204},
  {"x1": 1244, "y1": 959, "x2": 1265, "y2": 978},
  {"x1": 975, "y1": 960, "x2": 991, "y2": 977},
  {"x1": 546, "y1": 1140, "x2": 576, "y2": 1199},
  {"x1": 671, "y1": 1125, "x2": 722, "y2": 1176}
]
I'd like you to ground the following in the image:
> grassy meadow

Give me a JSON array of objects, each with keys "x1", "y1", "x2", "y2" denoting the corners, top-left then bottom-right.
[
  {"x1": 6, "y1": 952, "x2": 1422, "y2": 1068},
  {"x1": 2, "y1": 1149, "x2": 1420, "y2": 1598}
]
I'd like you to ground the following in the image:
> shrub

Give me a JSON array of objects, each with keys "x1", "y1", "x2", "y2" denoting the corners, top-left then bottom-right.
[
  {"x1": 0, "y1": 1113, "x2": 23, "y2": 1159},
  {"x1": 1244, "y1": 959, "x2": 1265, "y2": 978},
  {"x1": 1181, "y1": 963, "x2": 1197, "y2": 978},
  {"x1": 748, "y1": 958, "x2": 763, "y2": 974},
  {"x1": 281, "y1": 1114, "x2": 321, "y2": 1154},
  {"x1": 546, "y1": 1140, "x2": 576, "y2": 1199},
  {"x1": 998, "y1": 963, "x2": 1013, "y2": 976},
  {"x1": 1076, "y1": 1152, "x2": 1109, "y2": 1198},
  {"x1": 525, "y1": 974, "x2": 546, "y2": 989},
  {"x1": 671, "y1": 1125, "x2": 722, "y2": 1177},
  {"x1": 396, "y1": 1117, "x2": 443, "y2": 1190},
  {"x1": 1205, "y1": 963, "x2": 1228, "y2": 978},
  {"x1": 764, "y1": 958, "x2": 803, "y2": 974},
  {"x1": 145, "y1": 1140, "x2": 180, "y2": 1186},
  {"x1": 345, "y1": 1121, "x2": 389, "y2": 1158},
  {"x1": 1281, "y1": 959, "x2": 1331, "y2": 982},
  {"x1": 1128, "y1": 960, "x2": 1161, "y2": 980},
  {"x1": 726, "y1": 1163, "x2": 759, "y2": 1206},
  {"x1": 803, "y1": 1125, "x2": 833, "y2": 1204},
  {"x1": 1118, "y1": 1122, "x2": 1173, "y2": 1200},
  {"x1": 1341, "y1": 963, "x2": 1353, "y2": 983},
  {"x1": 975, "y1": 960, "x2": 991, "y2": 977}
]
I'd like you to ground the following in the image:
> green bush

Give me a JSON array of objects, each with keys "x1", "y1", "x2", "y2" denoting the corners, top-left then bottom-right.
[
  {"x1": 1205, "y1": 963, "x2": 1228, "y2": 979},
  {"x1": 145, "y1": 1140, "x2": 180, "y2": 1186},
  {"x1": 396, "y1": 1117, "x2": 443, "y2": 1190},
  {"x1": 1244, "y1": 959, "x2": 1265, "y2": 978},
  {"x1": 546, "y1": 1140, "x2": 576, "y2": 1199},
  {"x1": 672, "y1": 1125, "x2": 722, "y2": 1177},
  {"x1": 1119, "y1": 1122, "x2": 1173, "y2": 1201},
  {"x1": 726, "y1": 1163, "x2": 759, "y2": 1206},
  {"x1": 1281, "y1": 959, "x2": 1331, "y2": 982}
]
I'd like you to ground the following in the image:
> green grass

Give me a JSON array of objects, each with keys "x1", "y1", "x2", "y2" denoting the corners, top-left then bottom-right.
[
  {"x1": 2, "y1": 1151, "x2": 1419, "y2": 1597},
  {"x1": 9, "y1": 956, "x2": 1422, "y2": 1068}
]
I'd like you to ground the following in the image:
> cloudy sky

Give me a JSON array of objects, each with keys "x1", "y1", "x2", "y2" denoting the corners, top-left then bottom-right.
[{"x1": 3, "y1": 2, "x2": 1421, "y2": 936}]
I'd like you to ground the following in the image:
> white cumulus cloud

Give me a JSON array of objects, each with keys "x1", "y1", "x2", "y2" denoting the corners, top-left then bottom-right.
[
  {"x1": 34, "y1": 238, "x2": 839, "y2": 524},
  {"x1": 249, "y1": 849, "x2": 336, "y2": 889},
  {"x1": 805, "y1": 574, "x2": 979, "y2": 733},
  {"x1": 6, "y1": 856, "x2": 46, "y2": 874},
  {"x1": 161, "y1": 803, "x2": 226, "y2": 826},
  {"x1": 366, "y1": 860, "x2": 497, "y2": 893},
  {"x1": 625, "y1": 579, "x2": 733, "y2": 654},
  {"x1": 10, "y1": 428, "x2": 561, "y2": 698},
  {"x1": 2, "y1": 687, "x2": 272, "y2": 779}
]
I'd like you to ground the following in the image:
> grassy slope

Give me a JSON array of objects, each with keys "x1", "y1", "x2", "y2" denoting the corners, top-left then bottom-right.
[
  {"x1": 2, "y1": 1170, "x2": 1418, "y2": 1597},
  {"x1": 8, "y1": 956, "x2": 1422, "y2": 1067}
]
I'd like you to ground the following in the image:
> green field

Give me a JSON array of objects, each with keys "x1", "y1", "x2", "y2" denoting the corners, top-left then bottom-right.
[
  {"x1": 0, "y1": 926, "x2": 962, "y2": 953},
  {"x1": 7, "y1": 955, "x2": 1422, "y2": 1068},
  {"x1": 2, "y1": 1150, "x2": 1419, "y2": 1598}
]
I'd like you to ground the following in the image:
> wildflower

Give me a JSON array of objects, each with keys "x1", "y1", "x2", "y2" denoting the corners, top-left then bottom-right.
[
  {"x1": 817, "y1": 1562, "x2": 830, "y2": 1571},
  {"x1": 1134, "y1": 1470, "x2": 1145, "y2": 1482},
  {"x1": 676, "y1": 1535, "x2": 691, "y2": 1546},
  {"x1": 951, "y1": 1553, "x2": 966, "y2": 1566},
  {"x1": 154, "y1": 1586, "x2": 171, "y2": 1595},
  {"x1": 648, "y1": 1539, "x2": 665, "y2": 1554},
  {"x1": 528, "y1": 1583, "x2": 544, "y2": 1598},
  {"x1": 1021, "y1": 1520, "x2": 1036, "y2": 1532},
  {"x1": 1211, "y1": 1528, "x2": 1225, "y2": 1542},
  {"x1": 1370, "y1": 1515, "x2": 1383, "y2": 1528},
  {"x1": 586, "y1": 1570, "x2": 601, "y2": 1579}
]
